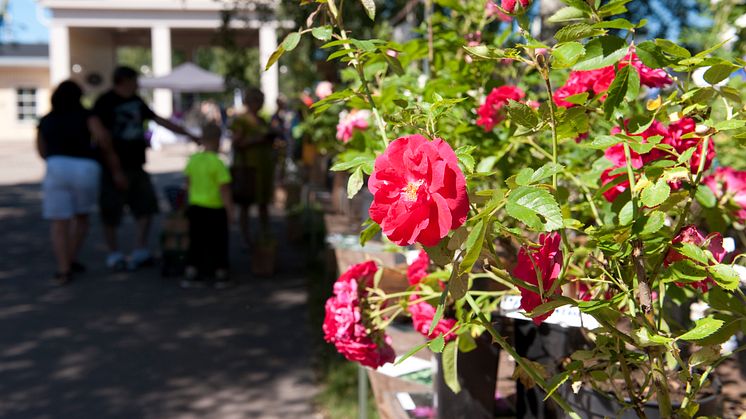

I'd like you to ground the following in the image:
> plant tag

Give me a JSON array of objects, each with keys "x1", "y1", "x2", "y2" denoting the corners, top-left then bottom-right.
[{"x1": 498, "y1": 295, "x2": 600, "y2": 329}]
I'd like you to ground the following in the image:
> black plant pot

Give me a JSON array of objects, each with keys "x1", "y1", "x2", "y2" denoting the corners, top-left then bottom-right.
[
  {"x1": 514, "y1": 319, "x2": 588, "y2": 419},
  {"x1": 557, "y1": 379, "x2": 722, "y2": 418},
  {"x1": 435, "y1": 332, "x2": 500, "y2": 419}
]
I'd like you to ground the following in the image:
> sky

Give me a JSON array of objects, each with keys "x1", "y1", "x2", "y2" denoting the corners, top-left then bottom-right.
[{"x1": 3, "y1": 0, "x2": 49, "y2": 44}]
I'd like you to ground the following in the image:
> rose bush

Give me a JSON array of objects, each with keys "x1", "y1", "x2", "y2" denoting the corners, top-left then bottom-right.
[{"x1": 274, "y1": 0, "x2": 746, "y2": 416}]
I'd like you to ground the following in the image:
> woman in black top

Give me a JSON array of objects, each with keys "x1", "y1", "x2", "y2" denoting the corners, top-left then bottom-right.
[{"x1": 37, "y1": 80, "x2": 125, "y2": 285}]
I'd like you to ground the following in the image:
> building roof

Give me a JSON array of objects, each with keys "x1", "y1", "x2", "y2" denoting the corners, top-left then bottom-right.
[
  {"x1": 0, "y1": 43, "x2": 49, "y2": 58},
  {"x1": 0, "y1": 43, "x2": 49, "y2": 67}
]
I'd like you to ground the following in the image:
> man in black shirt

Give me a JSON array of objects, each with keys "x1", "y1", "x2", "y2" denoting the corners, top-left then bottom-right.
[{"x1": 94, "y1": 66, "x2": 198, "y2": 271}]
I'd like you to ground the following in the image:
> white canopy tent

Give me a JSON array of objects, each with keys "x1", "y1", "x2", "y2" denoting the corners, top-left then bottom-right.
[{"x1": 139, "y1": 62, "x2": 225, "y2": 92}]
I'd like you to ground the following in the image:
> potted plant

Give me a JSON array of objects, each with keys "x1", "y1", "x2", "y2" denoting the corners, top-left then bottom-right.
[{"x1": 276, "y1": 0, "x2": 746, "y2": 417}]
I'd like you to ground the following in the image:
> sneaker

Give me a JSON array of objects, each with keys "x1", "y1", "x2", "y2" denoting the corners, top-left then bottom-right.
[
  {"x1": 106, "y1": 252, "x2": 127, "y2": 271},
  {"x1": 127, "y1": 249, "x2": 154, "y2": 271}
]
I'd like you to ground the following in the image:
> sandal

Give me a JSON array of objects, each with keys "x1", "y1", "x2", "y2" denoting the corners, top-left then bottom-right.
[{"x1": 52, "y1": 271, "x2": 73, "y2": 286}]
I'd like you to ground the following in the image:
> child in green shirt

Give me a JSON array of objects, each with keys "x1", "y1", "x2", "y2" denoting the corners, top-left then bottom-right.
[{"x1": 182, "y1": 123, "x2": 233, "y2": 288}]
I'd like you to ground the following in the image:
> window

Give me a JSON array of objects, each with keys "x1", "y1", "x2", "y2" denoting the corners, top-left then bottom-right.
[{"x1": 16, "y1": 88, "x2": 37, "y2": 122}]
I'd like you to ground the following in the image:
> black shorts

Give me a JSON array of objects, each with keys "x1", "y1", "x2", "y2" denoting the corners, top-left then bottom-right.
[{"x1": 100, "y1": 168, "x2": 160, "y2": 226}]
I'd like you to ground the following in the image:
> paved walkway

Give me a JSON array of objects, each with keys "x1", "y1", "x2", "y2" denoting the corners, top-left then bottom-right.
[{"x1": 0, "y1": 143, "x2": 318, "y2": 418}]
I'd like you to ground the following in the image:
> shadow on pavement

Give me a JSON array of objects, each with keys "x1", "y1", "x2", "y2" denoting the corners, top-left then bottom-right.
[{"x1": 0, "y1": 172, "x2": 316, "y2": 419}]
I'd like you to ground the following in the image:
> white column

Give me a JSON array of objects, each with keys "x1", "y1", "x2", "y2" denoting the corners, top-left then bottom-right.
[
  {"x1": 151, "y1": 25, "x2": 172, "y2": 117},
  {"x1": 259, "y1": 25, "x2": 279, "y2": 114},
  {"x1": 49, "y1": 24, "x2": 70, "y2": 85}
]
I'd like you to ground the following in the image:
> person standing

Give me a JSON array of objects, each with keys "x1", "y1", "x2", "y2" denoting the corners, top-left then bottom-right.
[
  {"x1": 37, "y1": 80, "x2": 125, "y2": 284},
  {"x1": 93, "y1": 66, "x2": 197, "y2": 270},
  {"x1": 182, "y1": 123, "x2": 233, "y2": 288},
  {"x1": 230, "y1": 88, "x2": 277, "y2": 247}
]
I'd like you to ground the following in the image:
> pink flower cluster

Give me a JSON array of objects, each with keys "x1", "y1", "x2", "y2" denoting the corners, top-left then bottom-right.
[
  {"x1": 600, "y1": 118, "x2": 715, "y2": 202},
  {"x1": 476, "y1": 86, "x2": 526, "y2": 131},
  {"x1": 705, "y1": 167, "x2": 746, "y2": 222},
  {"x1": 512, "y1": 233, "x2": 563, "y2": 325},
  {"x1": 336, "y1": 109, "x2": 371, "y2": 143},
  {"x1": 664, "y1": 225, "x2": 727, "y2": 292},
  {"x1": 323, "y1": 261, "x2": 396, "y2": 368},
  {"x1": 369, "y1": 134, "x2": 469, "y2": 246},
  {"x1": 406, "y1": 250, "x2": 458, "y2": 341},
  {"x1": 553, "y1": 51, "x2": 673, "y2": 108}
]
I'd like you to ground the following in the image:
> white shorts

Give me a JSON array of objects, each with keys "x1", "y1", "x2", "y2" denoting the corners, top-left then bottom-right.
[{"x1": 42, "y1": 156, "x2": 101, "y2": 220}]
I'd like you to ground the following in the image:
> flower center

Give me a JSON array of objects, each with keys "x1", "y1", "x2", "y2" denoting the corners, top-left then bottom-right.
[{"x1": 402, "y1": 180, "x2": 424, "y2": 202}]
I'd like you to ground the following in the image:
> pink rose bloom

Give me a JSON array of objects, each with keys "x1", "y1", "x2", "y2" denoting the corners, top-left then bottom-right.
[
  {"x1": 336, "y1": 109, "x2": 371, "y2": 143},
  {"x1": 501, "y1": 0, "x2": 531, "y2": 14},
  {"x1": 663, "y1": 117, "x2": 715, "y2": 175},
  {"x1": 476, "y1": 86, "x2": 526, "y2": 131},
  {"x1": 407, "y1": 250, "x2": 430, "y2": 285},
  {"x1": 409, "y1": 295, "x2": 458, "y2": 340},
  {"x1": 664, "y1": 225, "x2": 726, "y2": 292},
  {"x1": 485, "y1": 1, "x2": 512, "y2": 21},
  {"x1": 315, "y1": 81, "x2": 333, "y2": 100},
  {"x1": 600, "y1": 167, "x2": 630, "y2": 203},
  {"x1": 512, "y1": 233, "x2": 563, "y2": 325},
  {"x1": 323, "y1": 261, "x2": 396, "y2": 368},
  {"x1": 705, "y1": 166, "x2": 746, "y2": 222},
  {"x1": 625, "y1": 51, "x2": 673, "y2": 88},
  {"x1": 369, "y1": 135, "x2": 469, "y2": 246}
]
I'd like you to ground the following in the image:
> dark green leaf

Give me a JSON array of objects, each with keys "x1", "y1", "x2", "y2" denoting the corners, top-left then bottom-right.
[
  {"x1": 506, "y1": 186, "x2": 563, "y2": 231},
  {"x1": 695, "y1": 185, "x2": 717, "y2": 208},
  {"x1": 548, "y1": 7, "x2": 586, "y2": 23},
  {"x1": 636, "y1": 41, "x2": 668, "y2": 68},
  {"x1": 359, "y1": 220, "x2": 381, "y2": 246},
  {"x1": 506, "y1": 100, "x2": 539, "y2": 128},
  {"x1": 425, "y1": 239, "x2": 454, "y2": 266},
  {"x1": 555, "y1": 23, "x2": 605, "y2": 43},
  {"x1": 264, "y1": 45, "x2": 285, "y2": 71},
  {"x1": 573, "y1": 36, "x2": 628, "y2": 71},
  {"x1": 654, "y1": 39, "x2": 691, "y2": 58},
  {"x1": 704, "y1": 63, "x2": 739, "y2": 85},
  {"x1": 459, "y1": 220, "x2": 486, "y2": 276},
  {"x1": 603, "y1": 65, "x2": 631, "y2": 118}
]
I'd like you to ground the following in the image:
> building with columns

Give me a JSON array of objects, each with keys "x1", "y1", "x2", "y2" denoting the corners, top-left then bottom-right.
[{"x1": 0, "y1": 0, "x2": 284, "y2": 141}]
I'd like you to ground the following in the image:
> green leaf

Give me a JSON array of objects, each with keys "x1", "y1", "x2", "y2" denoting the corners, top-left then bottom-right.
[
  {"x1": 383, "y1": 53, "x2": 405, "y2": 76},
  {"x1": 714, "y1": 119, "x2": 746, "y2": 131},
  {"x1": 311, "y1": 26, "x2": 333, "y2": 41},
  {"x1": 555, "y1": 23, "x2": 605, "y2": 43},
  {"x1": 459, "y1": 220, "x2": 486, "y2": 276},
  {"x1": 636, "y1": 41, "x2": 668, "y2": 69},
  {"x1": 678, "y1": 316, "x2": 724, "y2": 341},
  {"x1": 634, "y1": 328, "x2": 673, "y2": 347},
  {"x1": 676, "y1": 242, "x2": 709, "y2": 264},
  {"x1": 709, "y1": 264, "x2": 740, "y2": 290},
  {"x1": 548, "y1": 7, "x2": 587, "y2": 23},
  {"x1": 359, "y1": 219, "x2": 381, "y2": 246},
  {"x1": 476, "y1": 156, "x2": 498, "y2": 173},
  {"x1": 428, "y1": 334, "x2": 445, "y2": 353},
  {"x1": 641, "y1": 178, "x2": 670, "y2": 207},
  {"x1": 428, "y1": 303, "x2": 445, "y2": 335},
  {"x1": 573, "y1": 36, "x2": 628, "y2": 71},
  {"x1": 395, "y1": 340, "x2": 430, "y2": 365},
  {"x1": 695, "y1": 185, "x2": 717, "y2": 208},
  {"x1": 506, "y1": 186, "x2": 563, "y2": 231},
  {"x1": 525, "y1": 297, "x2": 573, "y2": 318},
  {"x1": 264, "y1": 45, "x2": 285, "y2": 71},
  {"x1": 442, "y1": 339, "x2": 461, "y2": 393},
  {"x1": 654, "y1": 39, "x2": 691, "y2": 58},
  {"x1": 625, "y1": 65, "x2": 640, "y2": 101},
  {"x1": 592, "y1": 18, "x2": 636, "y2": 30},
  {"x1": 282, "y1": 32, "x2": 301, "y2": 52},
  {"x1": 552, "y1": 42, "x2": 585, "y2": 68},
  {"x1": 449, "y1": 272, "x2": 469, "y2": 300},
  {"x1": 506, "y1": 100, "x2": 539, "y2": 128},
  {"x1": 347, "y1": 167, "x2": 364, "y2": 199},
  {"x1": 603, "y1": 65, "x2": 631, "y2": 118},
  {"x1": 425, "y1": 239, "x2": 454, "y2": 266},
  {"x1": 360, "y1": 0, "x2": 375, "y2": 20},
  {"x1": 638, "y1": 210, "x2": 665, "y2": 235},
  {"x1": 330, "y1": 155, "x2": 374, "y2": 172},
  {"x1": 516, "y1": 163, "x2": 565, "y2": 186},
  {"x1": 544, "y1": 371, "x2": 572, "y2": 400},
  {"x1": 704, "y1": 63, "x2": 738, "y2": 85},
  {"x1": 666, "y1": 261, "x2": 708, "y2": 283},
  {"x1": 456, "y1": 146, "x2": 476, "y2": 173}
]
